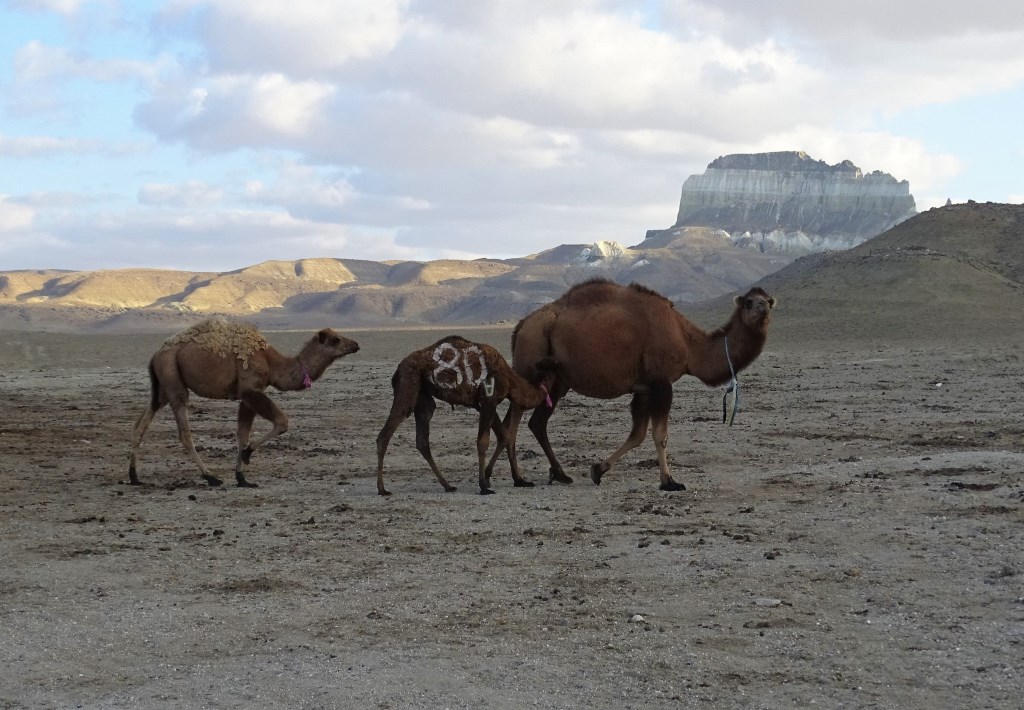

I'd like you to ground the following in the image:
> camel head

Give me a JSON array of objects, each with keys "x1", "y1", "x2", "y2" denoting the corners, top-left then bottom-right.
[
  {"x1": 317, "y1": 328, "x2": 360, "y2": 359},
  {"x1": 733, "y1": 287, "x2": 776, "y2": 330}
]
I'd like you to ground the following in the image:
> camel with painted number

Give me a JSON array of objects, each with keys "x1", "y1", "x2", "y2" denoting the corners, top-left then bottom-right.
[
  {"x1": 128, "y1": 318, "x2": 359, "y2": 488},
  {"x1": 487, "y1": 279, "x2": 776, "y2": 491},
  {"x1": 375, "y1": 335, "x2": 557, "y2": 496}
]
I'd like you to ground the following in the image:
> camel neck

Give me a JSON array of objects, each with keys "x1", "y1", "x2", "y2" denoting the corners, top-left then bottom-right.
[
  {"x1": 690, "y1": 322, "x2": 766, "y2": 388},
  {"x1": 267, "y1": 343, "x2": 319, "y2": 391},
  {"x1": 508, "y1": 373, "x2": 549, "y2": 409},
  {"x1": 297, "y1": 358, "x2": 313, "y2": 389}
]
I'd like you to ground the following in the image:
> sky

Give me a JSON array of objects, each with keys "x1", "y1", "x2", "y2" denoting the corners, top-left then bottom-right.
[{"x1": 1, "y1": 0, "x2": 1023, "y2": 273}]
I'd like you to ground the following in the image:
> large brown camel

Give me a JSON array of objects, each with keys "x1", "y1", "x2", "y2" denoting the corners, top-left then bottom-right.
[
  {"x1": 128, "y1": 318, "x2": 359, "y2": 488},
  {"x1": 487, "y1": 279, "x2": 776, "y2": 491},
  {"x1": 375, "y1": 335, "x2": 557, "y2": 496}
]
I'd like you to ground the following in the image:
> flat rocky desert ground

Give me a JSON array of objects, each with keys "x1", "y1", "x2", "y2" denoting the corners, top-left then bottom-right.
[{"x1": 1, "y1": 325, "x2": 1023, "y2": 708}]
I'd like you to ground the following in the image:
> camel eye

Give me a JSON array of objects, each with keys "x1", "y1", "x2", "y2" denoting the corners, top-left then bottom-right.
[{"x1": 745, "y1": 298, "x2": 753, "y2": 309}]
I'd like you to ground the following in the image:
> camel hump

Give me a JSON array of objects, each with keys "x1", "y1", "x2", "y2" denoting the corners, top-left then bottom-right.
[
  {"x1": 626, "y1": 282, "x2": 674, "y2": 307},
  {"x1": 160, "y1": 318, "x2": 267, "y2": 368},
  {"x1": 558, "y1": 278, "x2": 618, "y2": 306},
  {"x1": 428, "y1": 334, "x2": 474, "y2": 350},
  {"x1": 554, "y1": 279, "x2": 674, "y2": 310}
]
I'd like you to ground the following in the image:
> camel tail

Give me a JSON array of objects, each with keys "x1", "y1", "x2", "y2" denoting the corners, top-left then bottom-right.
[
  {"x1": 147, "y1": 358, "x2": 160, "y2": 411},
  {"x1": 529, "y1": 356, "x2": 559, "y2": 381},
  {"x1": 510, "y1": 306, "x2": 556, "y2": 363},
  {"x1": 510, "y1": 318, "x2": 524, "y2": 353}
]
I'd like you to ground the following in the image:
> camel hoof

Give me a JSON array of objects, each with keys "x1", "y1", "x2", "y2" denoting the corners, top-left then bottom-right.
[
  {"x1": 203, "y1": 475, "x2": 224, "y2": 487},
  {"x1": 590, "y1": 463, "x2": 609, "y2": 485},
  {"x1": 659, "y1": 479, "x2": 686, "y2": 492},
  {"x1": 444, "y1": 486, "x2": 457, "y2": 493},
  {"x1": 236, "y1": 480, "x2": 259, "y2": 488},
  {"x1": 549, "y1": 469, "x2": 574, "y2": 485},
  {"x1": 378, "y1": 489, "x2": 392, "y2": 497},
  {"x1": 240, "y1": 446, "x2": 254, "y2": 465},
  {"x1": 480, "y1": 488, "x2": 496, "y2": 495},
  {"x1": 513, "y1": 479, "x2": 536, "y2": 488}
]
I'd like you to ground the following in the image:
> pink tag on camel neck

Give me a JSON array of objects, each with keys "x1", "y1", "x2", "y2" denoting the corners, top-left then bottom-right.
[
  {"x1": 299, "y1": 360, "x2": 312, "y2": 389},
  {"x1": 540, "y1": 384, "x2": 553, "y2": 409}
]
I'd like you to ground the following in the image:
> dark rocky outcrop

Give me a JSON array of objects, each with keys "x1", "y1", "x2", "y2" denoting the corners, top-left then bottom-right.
[{"x1": 646, "y1": 150, "x2": 917, "y2": 256}]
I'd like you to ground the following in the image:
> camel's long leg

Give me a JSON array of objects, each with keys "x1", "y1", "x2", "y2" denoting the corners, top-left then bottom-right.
[
  {"x1": 413, "y1": 391, "x2": 456, "y2": 493},
  {"x1": 476, "y1": 403, "x2": 497, "y2": 495},
  {"x1": 234, "y1": 391, "x2": 289, "y2": 488},
  {"x1": 590, "y1": 389, "x2": 651, "y2": 485},
  {"x1": 648, "y1": 382, "x2": 683, "y2": 492},
  {"x1": 127, "y1": 395, "x2": 166, "y2": 485},
  {"x1": 234, "y1": 401, "x2": 257, "y2": 483},
  {"x1": 484, "y1": 403, "x2": 521, "y2": 482},
  {"x1": 526, "y1": 381, "x2": 573, "y2": 484},
  {"x1": 165, "y1": 391, "x2": 223, "y2": 487},
  {"x1": 484, "y1": 411, "x2": 535, "y2": 489},
  {"x1": 375, "y1": 379, "x2": 423, "y2": 496}
]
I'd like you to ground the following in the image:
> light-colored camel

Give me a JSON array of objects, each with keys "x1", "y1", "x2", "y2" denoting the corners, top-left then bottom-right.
[
  {"x1": 487, "y1": 279, "x2": 776, "y2": 491},
  {"x1": 128, "y1": 318, "x2": 359, "y2": 487},
  {"x1": 375, "y1": 335, "x2": 557, "y2": 496}
]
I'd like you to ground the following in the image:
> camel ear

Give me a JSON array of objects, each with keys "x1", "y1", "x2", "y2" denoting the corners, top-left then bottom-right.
[
  {"x1": 317, "y1": 329, "x2": 330, "y2": 344},
  {"x1": 733, "y1": 295, "x2": 744, "y2": 307},
  {"x1": 768, "y1": 297, "x2": 777, "y2": 309}
]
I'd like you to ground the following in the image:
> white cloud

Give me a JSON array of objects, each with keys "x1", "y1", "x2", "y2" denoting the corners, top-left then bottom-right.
[
  {"x1": 741, "y1": 126, "x2": 963, "y2": 195},
  {"x1": 138, "y1": 181, "x2": 224, "y2": 208},
  {"x1": 3, "y1": 1, "x2": 1022, "y2": 270},
  {"x1": 136, "y1": 73, "x2": 335, "y2": 147},
  {"x1": 668, "y1": 0, "x2": 1024, "y2": 44},
  {"x1": 0, "y1": 132, "x2": 103, "y2": 157},
  {"x1": 136, "y1": 2, "x2": 1010, "y2": 178},
  {"x1": 9, "y1": 0, "x2": 90, "y2": 15},
  {"x1": 160, "y1": 0, "x2": 410, "y2": 76},
  {"x1": 664, "y1": 1, "x2": 1024, "y2": 112},
  {"x1": 242, "y1": 162, "x2": 436, "y2": 228},
  {"x1": 13, "y1": 40, "x2": 171, "y2": 86},
  {"x1": 241, "y1": 74, "x2": 335, "y2": 136},
  {"x1": 388, "y1": 11, "x2": 819, "y2": 138},
  {"x1": 0, "y1": 203, "x2": 421, "y2": 271},
  {"x1": 244, "y1": 165, "x2": 357, "y2": 210},
  {"x1": 0, "y1": 196, "x2": 36, "y2": 230}
]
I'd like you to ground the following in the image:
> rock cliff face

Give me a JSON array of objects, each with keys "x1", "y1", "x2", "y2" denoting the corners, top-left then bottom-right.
[{"x1": 661, "y1": 151, "x2": 917, "y2": 255}]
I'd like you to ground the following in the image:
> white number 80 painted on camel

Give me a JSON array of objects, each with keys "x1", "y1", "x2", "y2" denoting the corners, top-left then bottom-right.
[{"x1": 429, "y1": 342, "x2": 491, "y2": 392}]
